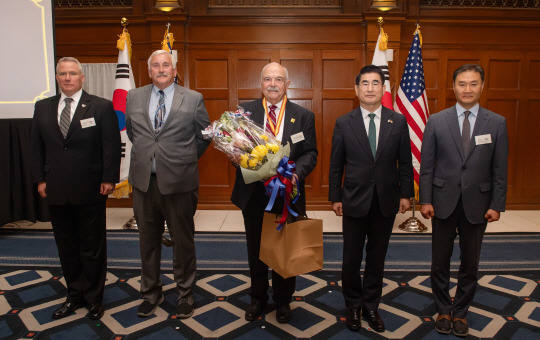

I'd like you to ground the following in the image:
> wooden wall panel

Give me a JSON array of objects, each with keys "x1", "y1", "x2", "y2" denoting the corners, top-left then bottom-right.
[{"x1": 51, "y1": 0, "x2": 540, "y2": 209}]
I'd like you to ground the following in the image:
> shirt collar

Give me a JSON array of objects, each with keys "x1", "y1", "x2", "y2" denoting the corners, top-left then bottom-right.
[
  {"x1": 456, "y1": 103, "x2": 479, "y2": 117},
  {"x1": 266, "y1": 99, "x2": 284, "y2": 110},
  {"x1": 153, "y1": 83, "x2": 175, "y2": 97},
  {"x1": 60, "y1": 89, "x2": 82, "y2": 103},
  {"x1": 360, "y1": 105, "x2": 382, "y2": 119}
]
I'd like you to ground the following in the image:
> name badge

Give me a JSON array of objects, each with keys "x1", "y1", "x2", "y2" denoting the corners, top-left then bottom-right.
[
  {"x1": 475, "y1": 134, "x2": 492, "y2": 145},
  {"x1": 80, "y1": 118, "x2": 96, "y2": 129},
  {"x1": 290, "y1": 132, "x2": 305, "y2": 144}
]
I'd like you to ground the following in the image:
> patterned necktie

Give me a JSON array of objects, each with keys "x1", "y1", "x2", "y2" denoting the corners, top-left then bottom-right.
[
  {"x1": 368, "y1": 113, "x2": 377, "y2": 157},
  {"x1": 266, "y1": 105, "x2": 278, "y2": 136},
  {"x1": 462, "y1": 110, "x2": 471, "y2": 155},
  {"x1": 59, "y1": 97, "x2": 73, "y2": 138},
  {"x1": 155, "y1": 90, "x2": 165, "y2": 134}
]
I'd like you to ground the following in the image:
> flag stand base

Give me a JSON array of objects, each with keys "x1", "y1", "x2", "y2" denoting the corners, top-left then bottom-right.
[
  {"x1": 123, "y1": 217, "x2": 173, "y2": 246},
  {"x1": 398, "y1": 217, "x2": 427, "y2": 232}
]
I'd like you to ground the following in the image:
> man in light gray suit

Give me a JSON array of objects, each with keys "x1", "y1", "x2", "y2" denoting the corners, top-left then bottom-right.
[
  {"x1": 126, "y1": 50, "x2": 210, "y2": 319},
  {"x1": 420, "y1": 64, "x2": 508, "y2": 337}
]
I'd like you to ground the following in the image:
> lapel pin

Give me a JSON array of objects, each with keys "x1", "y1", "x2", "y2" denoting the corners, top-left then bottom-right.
[
  {"x1": 82, "y1": 104, "x2": 86, "y2": 107},
  {"x1": 291, "y1": 118, "x2": 295, "y2": 123},
  {"x1": 388, "y1": 119, "x2": 393, "y2": 123}
]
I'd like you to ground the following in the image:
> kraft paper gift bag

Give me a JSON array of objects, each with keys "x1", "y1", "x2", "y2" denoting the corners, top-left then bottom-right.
[{"x1": 259, "y1": 212, "x2": 323, "y2": 279}]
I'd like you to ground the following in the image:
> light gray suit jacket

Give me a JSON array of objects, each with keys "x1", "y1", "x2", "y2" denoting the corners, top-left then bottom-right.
[
  {"x1": 419, "y1": 105, "x2": 508, "y2": 224},
  {"x1": 126, "y1": 84, "x2": 210, "y2": 195}
]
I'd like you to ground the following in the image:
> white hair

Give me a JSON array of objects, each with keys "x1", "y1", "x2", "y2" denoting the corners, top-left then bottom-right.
[
  {"x1": 147, "y1": 50, "x2": 176, "y2": 70},
  {"x1": 260, "y1": 62, "x2": 289, "y2": 82},
  {"x1": 56, "y1": 57, "x2": 84, "y2": 74}
]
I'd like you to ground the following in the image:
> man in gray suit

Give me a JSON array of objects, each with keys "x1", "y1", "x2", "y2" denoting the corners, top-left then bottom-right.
[
  {"x1": 420, "y1": 64, "x2": 508, "y2": 337},
  {"x1": 126, "y1": 50, "x2": 210, "y2": 319}
]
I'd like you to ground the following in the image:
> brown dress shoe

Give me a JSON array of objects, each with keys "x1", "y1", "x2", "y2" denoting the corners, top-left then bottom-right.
[
  {"x1": 435, "y1": 314, "x2": 451, "y2": 334},
  {"x1": 452, "y1": 317, "x2": 469, "y2": 337}
]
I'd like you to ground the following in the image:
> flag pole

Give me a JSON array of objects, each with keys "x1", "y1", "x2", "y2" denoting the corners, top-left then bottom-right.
[{"x1": 397, "y1": 22, "x2": 428, "y2": 232}]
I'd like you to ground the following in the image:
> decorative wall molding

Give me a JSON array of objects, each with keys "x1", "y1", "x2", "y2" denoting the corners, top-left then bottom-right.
[{"x1": 420, "y1": 0, "x2": 539, "y2": 8}]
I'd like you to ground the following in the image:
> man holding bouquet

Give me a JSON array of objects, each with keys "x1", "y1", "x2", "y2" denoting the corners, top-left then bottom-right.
[{"x1": 231, "y1": 62, "x2": 318, "y2": 323}]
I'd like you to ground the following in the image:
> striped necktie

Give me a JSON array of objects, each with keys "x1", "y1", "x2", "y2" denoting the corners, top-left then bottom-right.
[
  {"x1": 59, "y1": 97, "x2": 73, "y2": 138},
  {"x1": 155, "y1": 90, "x2": 165, "y2": 134},
  {"x1": 266, "y1": 105, "x2": 277, "y2": 136}
]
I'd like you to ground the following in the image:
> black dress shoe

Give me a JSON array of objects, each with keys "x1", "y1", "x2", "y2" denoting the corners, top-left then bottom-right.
[
  {"x1": 346, "y1": 307, "x2": 361, "y2": 331},
  {"x1": 245, "y1": 301, "x2": 266, "y2": 321},
  {"x1": 276, "y1": 304, "x2": 291, "y2": 324},
  {"x1": 87, "y1": 303, "x2": 105, "y2": 320},
  {"x1": 363, "y1": 309, "x2": 385, "y2": 332},
  {"x1": 52, "y1": 301, "x2": 83, "y2": 319}
]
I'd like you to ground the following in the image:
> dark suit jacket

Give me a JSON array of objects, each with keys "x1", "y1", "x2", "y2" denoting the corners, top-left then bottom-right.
[
  {"x1": 126, "y1": 84, "x2": 211, "y2": 195},
  {"x1": 419, "y1": 106, "x2": 508, "y2": 224},
  {"x1": 328, "y1": 106, "x2": 414, "y2": 218},
  {"x1": 231, "y1": 99, "x2": 318, "y2": 212},
  {"x1": 31, "y1": 91, "x2": 121, "y2": 205}
]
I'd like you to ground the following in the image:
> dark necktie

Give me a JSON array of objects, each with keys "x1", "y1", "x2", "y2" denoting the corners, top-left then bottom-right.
[
  {"x1": 266, "y1": 105, "x2": 278, "y2": 136},
  {"x1": 462, "y1": 110, "x2": 471, "y2": 155},
  {"x1": 368, "y1": 113, "x2": 377, "y2": 157},
  {"x1": 155, "y1": 90, "x2": 165, "y2": 134},
  {"x1": 59, "y1": 97, "x2": 73, "y2": 138}
]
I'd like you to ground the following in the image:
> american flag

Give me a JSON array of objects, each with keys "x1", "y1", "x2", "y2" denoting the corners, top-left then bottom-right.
[{"x1": 394, "y1": 30, "x2": 429, "y2": 192}]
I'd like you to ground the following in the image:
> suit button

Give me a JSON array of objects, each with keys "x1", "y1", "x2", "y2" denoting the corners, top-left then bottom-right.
[
  {"x1": 155, "y1": 138, "x2": 158, "y2": 142},
  {"x1": 462, "y1": 165, "x2": 467, "y2": 170},
  {"x1": 64, "y1": 147, "x2": 68, "y2": 150}
]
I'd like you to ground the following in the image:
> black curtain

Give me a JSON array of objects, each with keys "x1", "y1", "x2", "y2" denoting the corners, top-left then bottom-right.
[{"x1": 0, "y1": 119, "x2": 49, "y2": 226}]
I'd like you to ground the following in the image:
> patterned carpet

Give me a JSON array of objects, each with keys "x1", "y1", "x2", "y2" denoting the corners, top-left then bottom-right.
[{"x1": 0, "y1": 232, "x2": 540, "y2": 339}]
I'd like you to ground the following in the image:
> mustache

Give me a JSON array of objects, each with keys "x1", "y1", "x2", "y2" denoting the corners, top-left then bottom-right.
[
  {"x1": 266, "y1": 86, "x2": 279, "y2": 92},
  {"x1": 156, "y1": 72, "x2": 169, "y2": 77}
]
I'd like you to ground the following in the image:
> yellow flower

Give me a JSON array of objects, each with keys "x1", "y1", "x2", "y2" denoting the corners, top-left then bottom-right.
[
  {"x1": 260, "y1": 135, "x2": 269, "y2": 141},
  {"x1": 239, "y1": 153, "x2": 249, "y2": 168},
  {"x1": 248, "y1": 157, "x2": 260, "y2": 168},
  {"x1": 251, "y1": 145, "x2": 268, "y2": 158},
  {"x1": 266, "y1": 143, "x2": 279, "y2": 153}
]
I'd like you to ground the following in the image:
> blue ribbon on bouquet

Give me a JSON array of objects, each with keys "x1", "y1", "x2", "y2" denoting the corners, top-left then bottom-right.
[{"x1": 264, "y1": 157, "x2": 300, "y2": 231}]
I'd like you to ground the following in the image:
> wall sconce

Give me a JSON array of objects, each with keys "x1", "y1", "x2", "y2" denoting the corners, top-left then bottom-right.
[
  {"x1": 155, "y1": 0, "x2": 182, "y2": 12},
  {"x1": 370, "y1": 0, "x2": 398, "y2": 12}
]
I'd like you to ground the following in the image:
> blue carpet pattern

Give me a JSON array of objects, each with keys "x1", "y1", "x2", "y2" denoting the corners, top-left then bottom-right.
[
  {"x1": 1, "y1": 232, "x2": 540, "y2": 271},
  {"x1": 0, "y1": 267, "x2": 539, "y2": 339},
  {"x1": 0, "y1": 231, "x2": 539, "y2": 339}
]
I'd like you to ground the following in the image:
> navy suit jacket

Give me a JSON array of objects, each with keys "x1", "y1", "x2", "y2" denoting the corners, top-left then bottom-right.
[
  {"x1": 31, "y1": 91, "x2": 121, "y2": 205},
  {"x1": 231, "y1": 99, "x2": 318, "y2": 212},
  {"x1": 328, "y1": 106, "x2": 414, "y2": 218},
  {"x1": 419, "y1": 106, "x2": 508, "y2": 224}
]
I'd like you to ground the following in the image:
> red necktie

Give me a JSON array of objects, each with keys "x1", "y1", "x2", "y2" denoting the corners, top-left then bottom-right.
[{"x1": 266, "y1": 105, "x2": 278, "y2": 136}]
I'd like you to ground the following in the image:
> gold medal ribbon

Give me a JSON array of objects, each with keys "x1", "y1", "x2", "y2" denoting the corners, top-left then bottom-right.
[{"x1": 263, "y1": 95, "x2": 287, "y2": 137}]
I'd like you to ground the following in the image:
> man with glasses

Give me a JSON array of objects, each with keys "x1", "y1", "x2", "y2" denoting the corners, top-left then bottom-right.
[{"x1": 329, "y1": 65, "x2": 414, "y2": 332}]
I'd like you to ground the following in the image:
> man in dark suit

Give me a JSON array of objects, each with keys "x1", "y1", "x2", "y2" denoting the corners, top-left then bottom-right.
[
  {"x1": 231, "y1": 62, "x2": 318, "y2": 324},
  {"x1": 420, "y1": 64, "x2": 508, "y2": 337},
  {"x1": 126, "y1": 50, "x2": 210, "y2": 319},
  {"x1": 31, "y1": 57, "x2": 121, "y2": 320},
  {"x1": 329, "y1": 65, "x2": 414, "y2": 332}
]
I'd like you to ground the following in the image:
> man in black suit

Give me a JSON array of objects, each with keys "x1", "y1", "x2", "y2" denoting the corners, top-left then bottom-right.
[
  {"x1": 420, "y1": 64, "x2": 508, "y2": 337},
  {"x1": 231, "y1": 62, "x2": 318, "y2": 324},
  {"x1": 329, "y1": 65, "x2": 414, "y2": 332},
  {"x1": 31, "y1": 57, "x2": 121, "y2": 320}
]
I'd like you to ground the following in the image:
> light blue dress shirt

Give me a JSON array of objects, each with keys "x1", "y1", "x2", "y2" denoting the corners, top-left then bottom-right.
[{"x1": 456, "y1": 103, "x2": 478, "y2": 138}]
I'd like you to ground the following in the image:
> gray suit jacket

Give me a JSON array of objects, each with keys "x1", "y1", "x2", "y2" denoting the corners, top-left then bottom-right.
[
  {"x1": 419, "y1": 106, "x2": 508, "y2": 224},
  {"x1": 126, "y1": 84, "x2": 210, "y2": 195}
]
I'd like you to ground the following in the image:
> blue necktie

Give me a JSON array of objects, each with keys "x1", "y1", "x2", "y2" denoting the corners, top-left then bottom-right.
[{"x1": 155, "y1": 90, "x2": 165, "y2": 134}]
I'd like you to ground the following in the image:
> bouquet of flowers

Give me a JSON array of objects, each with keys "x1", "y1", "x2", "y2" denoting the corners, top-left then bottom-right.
[
  {"x1": 202, "y1": 108, "x2": 300, "y2": 229},
  {"x1": 202, "y1": 108, "x2": 290, "y2": 184}
]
